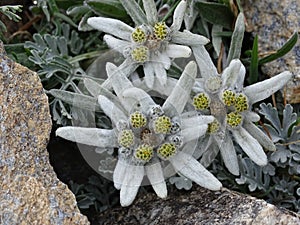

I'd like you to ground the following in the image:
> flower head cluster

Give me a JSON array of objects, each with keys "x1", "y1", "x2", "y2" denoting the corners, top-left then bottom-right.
[
  {"x1": 191, "y1": 48, "x2": 292, "y2": 175},
  {"x1": 55, "y1": 3, "x2": 293, "y2": 207},
  {"x1": 87, "y1": 0, "x2": 209, "y2": 88},
  {"x1": 56, "y1": 61, "x2": 221, "y2": 206}
]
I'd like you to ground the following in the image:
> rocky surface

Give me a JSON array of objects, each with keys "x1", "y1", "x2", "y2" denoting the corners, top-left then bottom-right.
[
  {"x1": 242, "y1": 0, "x2": 300, "y2": 103},
  {"x1": 98, "y1": 186, "x2": 300, "y2": 225},
  {"x1": 0, "y1": 42, "x2": 89, "y2": 224}
]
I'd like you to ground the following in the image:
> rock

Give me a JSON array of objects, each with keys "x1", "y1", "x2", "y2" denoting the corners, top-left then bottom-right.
[
  {"x1": 0, "y1": 42, "x2": 89, "y2": 224},
  {"x1": 98, "y1": 186, "x2": 300, "y2": 225},
  {"x1": 242, "y1": 0, "x2": 300, "y2": 103}
]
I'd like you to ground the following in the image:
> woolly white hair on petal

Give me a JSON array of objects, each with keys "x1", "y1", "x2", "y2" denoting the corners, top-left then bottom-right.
[
  {"x1": 87, "y1": 17, "x2": 133, "y2": 41},
  {"x1": 56, "y1": 127, "x2": 118, "y2": 147},
  {"x1": 232, "y1": 127, "x2": 268, "y2": 166}
]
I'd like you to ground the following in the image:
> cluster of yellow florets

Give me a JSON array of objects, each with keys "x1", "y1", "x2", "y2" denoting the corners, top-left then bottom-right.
[
  {"x1": 193, "y1": 93, "x2": 210, "y2": 110},
  {"x1": 226, "y1": 112, "x2": 242, "y2": 128},
  {"x1": 130, "y1": 111, "x2": 147, "y2": 128},
  {"x1": 222, "y1": 90, "x2": 249, "y2": 112},
  {"x1": 118, "y1": 129, "x2": 134, "y2": 148},
  {"x1": 135, "y1": 144, "x2": 153, "y2": 162},
  {"x1": 131, "y1": 46, "x2": 149, "y2": 63},
  {"x1": 157, "y1": 143, "x2": 177, "y2": 160},
  {"x1": 207, "y1": 119, "x2": 220, "y2": 134},
  {"x1": 132, "y1": 27, "x2": 146, "y2": 43},
  {"x1": 222, "y1": 90, "x2": 236, "y2": 106},
  {"x1": 154, "y1": 115, "x2": 172, "y2": 134},
  {"x1": 235, "y1": 93, "x2": 249, "y2": 112},
  {"x1": 154, "y1": 22, "x2": 168, "y2": 40}
]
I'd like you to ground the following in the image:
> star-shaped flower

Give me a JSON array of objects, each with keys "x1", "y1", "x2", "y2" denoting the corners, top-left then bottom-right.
[
  {"x1": 87, "y1": 0, "x2": 209, "y2": 88},
  {"x1": 56, "y1": 61, "x2": 222, "y2": 206},
  {"x1": 191, "y1": 47, "x2": 292, "y2": 175}
]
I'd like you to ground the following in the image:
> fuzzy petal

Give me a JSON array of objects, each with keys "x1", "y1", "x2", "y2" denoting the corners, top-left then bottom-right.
[
  {"x1": 165, "y1": 44, "x2": 191, "y2": 58},
  {"x1": 56, "y1": 127, "x2": 118, "y2": 147},
  {"x1": 119, "y1": 58, "x2": 140, "y2": 78},
  {"x1": 122, "y1": 87, "x2": 156, "y2": 114},
  {"x1": 106, "y1": 62, "x2": 133, "y2": 97},
  {"x1": 163, "y1": 61, "x2": 197, "y2": 116},
  {"x1": 200, "y1": 136, "x2": 220, "y2": 168},
  {"x1": 101, "y1": 59, "x2": 138, "y2": 90},
  {"x1": 215, "y1": 133, "x2": 239, "y2": 175},
  {"x1": 119, "y1": 0, "x2": 147, "y2": 25},
  {"x1": 193, "y1": 135, "x2": 210, "y2": 160},
  {"x1": 170, "y1": 0, "x2": 187, "y2": 31},
  {"x1": 222, "y1": 59, "x2": 244, "y2": 89},
  {"x1": 103, "y1": 35, "x2": 130, "y2": 55},
  {"x1": 180, "y1": 139, "x2": 198, "y2": 156},
  {"x1": 135, "y1": 76, "x2": 177, "y2": 97},
  {"x1": 226, "y1": 13, "x2": 245, "y2": 65},
  {"x1": 181, "y1": 115, "x2": 215, "y2": 130},
  {"x1": 181, "y1": 124, "x2": 208, "y2": 143},
  {"x1": 192, "y1": 45, "x2": 218, "y2": 79},
  {"x1": 98, "y1": 95, "x2": 128, "y2": 124},
  {"x1": 87, "y1": 17, "x2": 133, "y2": 41},
  {"x1": 142, "y1": 0, "x2": 157, "y2": 25},
  {"x1": 145, "y1": 162, "x2": 168, "y2": 198},
  {"x1": 144, "y1": 62, "x2": 155, "y2": 88},
  {"x1": 170, "y1": 152, "x2": 222, "y2": 191},
  {"x1": 113, "y1": 158, "x2": 128, "y2": 190},
  {"x1": 232, "y1": 127, "x2": 268, "y2": 166},
  {"x1": 84, "y1": 78, "x2": 127, "y2": 113},
  {"x1": 120, "y1": 164, "x2": 144, "y2": 206},
  {"x1": 154, "y1": 63, "x2": 167, "y2": 86},
  {"x1": 172, "y1": 30, "x2": 210, "y2": 46},
  {"x1": 244, "y1": 71, "x2": 292, "y2": 104},
  {"x1": 193, "y1": 78, "x2": 206, "y2": 93},
  {"x1": 151, "y1": 52, "x2": 171, "y2": 70},
  {"x1": 243, "y1": 111, "x2": 260, "y2": 122},
  {"x1": 243, "y1": 120, "x2": 276, "y2": 151},
  {"x1": 152, "y1": 77, "x2": 177, "y2": 96},
  {"x1": 84, "y1": 78, "x2": 105, "y2": 97}
]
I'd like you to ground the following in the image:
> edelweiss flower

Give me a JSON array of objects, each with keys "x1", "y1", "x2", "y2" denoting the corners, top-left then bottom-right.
[
  {"x1": 56, "y1": 61, "x2": 222, "y2": 206},
  {"x1": 191, "y1": 49, "x2": 292, "y2": 175},
  {"x1": 87, "y1": 0, "x2": 209, "y2": 88}
]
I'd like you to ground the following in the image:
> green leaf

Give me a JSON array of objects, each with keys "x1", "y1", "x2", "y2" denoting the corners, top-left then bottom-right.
[
  {"x1": 86, "y1": 0, "x2": 128, "y2": 19},
  {"x1": 259, "y1": 32, "x2": 298, "y2": 65},
  {"x1": 49, "y1": 89, "x2": 102, "y2": 112},
  {"x1": 195, "y1": 1, "x2": 234, "y2": 30},
  {"x1": 249, "y1": 34, "x2": 259, "y2": 84}
]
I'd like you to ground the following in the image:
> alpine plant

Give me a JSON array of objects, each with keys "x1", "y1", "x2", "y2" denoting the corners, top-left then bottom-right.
[
  {"x1": 87, "y1": 0, "x2": 209, "y2": 88},
  {"x1": 191, "y1": 47, "x2": 292, "y2": 175},
  {"x1": 56, "y1": 61, "x2": 222, "y2": 206}
]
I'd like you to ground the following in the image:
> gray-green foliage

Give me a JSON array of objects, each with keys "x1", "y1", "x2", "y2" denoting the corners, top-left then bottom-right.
[
  {"x1": 169, "y1": 175, "x2": 193, "y2": 190},
  {"x1": 69, "y1": 175, "x2": 118, "y2": 212},
  {"x1": 25, "y1": 23, "x2": 83, "y2": 78},
  {"x1": 0, "y1": 5, "x2": 22, "y2": 37},
  {"x1": 236, "y1": 103, "x2": 300, "y2": 212},
  {"x1": 24, "y1": 23, "x2": 87, "y2": 125},
  {"x1": 0, "y1": 5, "x2": 22, "y2": 30}
]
